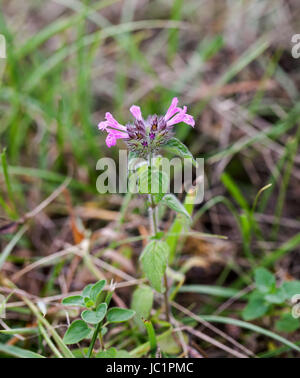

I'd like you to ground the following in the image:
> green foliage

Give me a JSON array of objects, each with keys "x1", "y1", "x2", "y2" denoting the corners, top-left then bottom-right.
[
  {"x1": 275, "y1": 314, "x2": 300, "y2": 333},
  {"x1": 107, "y1": 308, "x2": 136, "y2": 323},
  {"x1": 81, "y1": 303, "x2": 107, "y2": 324},
  {"x1": 242, "y1": 268, "x2": 300, "y2": 324},
  {"x1": 62, "y1": 279, "x2": 135, "y2": 356},
  {"x1": 161, "y1": 194, "x2": 191, "y2": 219},
  {"x1": 62, "y1": 295, "x2": 85, "y2": 307},
  {"x1": 96, "y1": 347, "x2": 131, "y2": 358},
  {"x1": 90, "y1": 279, "x2": 106, "y2": 302},
  {"x1": 281, "y1": 281, "x2": 300, "y2": 299},
  {"x1": 242, "y1": 293, "x2": 270, "y2": 321},
  {"x1": 63, "y1": 320, "x2": 91, "y2": 345},
  {"x1": 0, "y1": 343, "x2": 45, "y2": 358},
  {"x1": 3, "y1": 0, "x2": 300, "y2": 359},
  {"x1": 140, "y1": 240, "x2": 169, "y2": 293},
  {"x1": 166, "y1": 188, "x2": 196, "y2": 263},
  {"x1": 82, "y1": 284, "x2": 94, "y2": 298},
  {"x1": 144, "y1": 320, "x2": 157, "y2": 358},
  {"x1": 163, "y1": 137, "x2": 197, "y2": 167},
  {"x1": 138, "y1": 164, "x2": 169, "y2": 197},
  {"x1": 254, "y1": 268, "x2": 276, "y2": 293},
  {"x1": 131, "y1": 285, "x2": 154, "y2": 330}
]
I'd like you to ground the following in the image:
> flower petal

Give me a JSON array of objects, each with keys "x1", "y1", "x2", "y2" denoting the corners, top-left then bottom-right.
[
  {"x1": 183, "y1": 114, "x2": 195, "y2": 127},
  {"x1": 130, "y1": 105, "x2": 143, "y2": 121},
  {"x1": 108, "y1": 129, "x2": 129, "y2": 139},
  {"x1": 166, "y1": 105, "x2": 195, "y2": 127},
  {"x1": 105, "y1": 112, "x2": 127, "y2": 131},
  {"x1": 106, "y1": 133, "x2": 116, "y2": 147},
  {"x1": 164, "y1": 97, "x2": 180, "y2": 121},
  {"x1": 98, "y1": 121, "x2": 108, "y2": 130}
]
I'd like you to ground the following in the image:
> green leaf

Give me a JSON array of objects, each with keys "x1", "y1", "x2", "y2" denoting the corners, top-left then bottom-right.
[
  {"x1": 62, "y1": 295, "x2": 85, "y2": 307},
  {"x1": 158, "y1": 331, "x2": 189, "y2": 354},
  {"x1": 81, "y1": 303, "x2": 107, "y2": 324},
  {"x1": 90, "y1": 279, "x2": 106, "y2": 302},
  {"x1": 140, "y1": 240, "x2": 169, "y2": 293},
  {"x1": 161, "y1": 194, "x2": 191, "y2": 219},
  {"x1": 96, "y1": 347, "x2": 131, "y2": 358},
  {"x1": 242, "y1": 296, "x2": 270, "y2": 321},
  {"x1": 63, "y1": 320, "x2": 90, "y2": 344},
  {"x1": 275, "y1": 313, "x2": 300, "y2": 333},
  {"x1": 0, "y1": 343, "x2": 45, "y2": 358},
  {"x1": 163, "y1": 137, "x2": 197, "y2": 167},
  {"x1": 131, "y1": 285, "x2": 153, "y2": 319},
  {"x1": 96, "y1": 347, "x2": 117, "y2": 358},
  {"x1": 106, "y1": 307, "x2": 135, "y2": 323},
  {"x1": 131, "y1": 285, "x2": 154, "y2": 329},
  {"x1": 82, "y1": 283, "x2": 93, "y2": 298},
  {"x1": 254, "y1": 267, "x2": 276, "y2": 293},
  {"x1": 84, "y1": 297, "x2": 95, "y2": 308},
  {"x1": 114, "y1": 350, "x2": 132, "y2": 358},
  {"x1": 166, "y1": 187, "x2": 196, "y2": 264},
  {"x1": 281, "y1": 281, "x2": 300, "y2": 300},
  {"x1": 265, "y1": 287, "x2": 286, "y2": 304},
  {"x1": 221, "y1": 173, "x2": 250, "y2": 213}
]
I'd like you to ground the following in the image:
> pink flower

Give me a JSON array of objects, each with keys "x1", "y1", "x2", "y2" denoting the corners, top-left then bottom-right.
[
  {"x1": 98, "y1": 98, "x2": 194, "y2": 149},
  {"x1": 98, "y1": 112, "x2": 128, "y2": 147},
  {"x1": 164, "y1": 97, "x2": 195, "y2": 127}
]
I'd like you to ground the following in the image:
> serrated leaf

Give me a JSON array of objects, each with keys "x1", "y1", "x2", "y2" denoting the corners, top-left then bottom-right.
[
  {"x1": 242, "y1": 296, "x2": 270, "y2": 321},
  {"x1": 275, "y1": 313, "x2": 300, "y2": 333},
  {"x1": 163, "y1": 137, "x2": 197, "y2": 167},
  {"x1": 63, "y1": 320, "x2": 90, "y2": 344},
  {"x1": 90, "y1": 279, "x2": 106, "y2": 302},
  {"x1": 161, "y1": 194, "x2": 191, "y2": 219},
  {"x1": 140, "y1": 240, "x2": 169, "y2": 293},
  {"x1": 106, "y1": 307, "x2": 135, "y2": 323},
  {"x1": 254, "y1": 267, "x2": 276, "y2": 293},
  {"x1": 81, "y1": 303, "x2": 107, "y2": 324},
  {"x1": 62, "y1": 295, "x2": 85, "y2": 307}
]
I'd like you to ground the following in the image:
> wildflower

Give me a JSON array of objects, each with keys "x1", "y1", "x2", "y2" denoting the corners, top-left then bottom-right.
[
  {"x1": 98, "y1": 97, "x2": 195, "y2": 157},
  {"x1": 98, "y1": 112, "x2": 129, "y2": 148}
]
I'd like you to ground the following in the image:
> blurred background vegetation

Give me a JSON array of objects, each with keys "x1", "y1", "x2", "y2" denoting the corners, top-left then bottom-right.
[{"x1": 1, "y1": 0, "x2": 300, "y2": 358}]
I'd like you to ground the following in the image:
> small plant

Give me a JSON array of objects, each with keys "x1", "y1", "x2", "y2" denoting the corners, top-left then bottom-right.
[
  {"x1": 62, "y1": 279, "x2": 135, "y2": 357},
  {"x1": 98, "y1": 98, "x2": 196, "y2": 323},
  {"x1": 242, "y1": 267, "x2": 300, "y2": 333}
]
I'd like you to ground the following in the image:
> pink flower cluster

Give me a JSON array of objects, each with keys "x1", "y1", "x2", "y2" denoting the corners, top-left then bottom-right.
[{"x1": 98, "y1": 97, "x2": 195, "y2": 149}]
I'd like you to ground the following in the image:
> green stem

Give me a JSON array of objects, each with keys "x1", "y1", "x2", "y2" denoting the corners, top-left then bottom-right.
[
  {"x1": 144, "y1": 320, "x2": 157, "y2": 358},
  {"x1": 87, "y1": 322, "x2": 102, "y2": 358},
  {"x1": 163, "y1": 271, "x2": 170, "y2": 323},
  {"x1": 148, "y1": 153, "x2": 170, "y2": 323}
]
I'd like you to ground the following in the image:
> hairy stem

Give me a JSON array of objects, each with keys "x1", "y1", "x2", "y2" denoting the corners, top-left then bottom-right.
[{"x1": 148, "y1": 154, "x2": 170, "y2": 323}]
